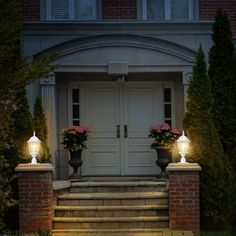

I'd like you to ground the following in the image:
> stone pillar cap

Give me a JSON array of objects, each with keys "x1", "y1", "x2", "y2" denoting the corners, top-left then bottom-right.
[
  {"x1": 15, "y1": 163, "x2": 54, "y2": 172},
  {"x1": 167, "y1": 162, "x2": 201, "y2": 172}
]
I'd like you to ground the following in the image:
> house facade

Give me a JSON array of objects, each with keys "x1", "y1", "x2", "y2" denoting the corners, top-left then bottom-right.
[{"x1": 22, "y1": 0, "x2": 236, "y2": 179}]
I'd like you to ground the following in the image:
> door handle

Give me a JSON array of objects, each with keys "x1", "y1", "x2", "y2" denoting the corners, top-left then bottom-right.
[
  {"x1": 116, "y1": 125, "x2": 120, "y2": 138},
  {"x1": 124, "y1": 125, "x2": 128, "y2": 138}
]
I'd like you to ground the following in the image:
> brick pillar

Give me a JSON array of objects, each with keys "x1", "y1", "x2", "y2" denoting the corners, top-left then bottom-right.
[
  {"x1": 15, "y1": 163, "x2": 54, "y2": 233},
  {"x1": 167, "y1": 163, "x2": 202, "y2": 236}
]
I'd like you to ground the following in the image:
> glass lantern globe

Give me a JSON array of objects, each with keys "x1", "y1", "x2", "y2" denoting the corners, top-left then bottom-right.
[
  {"x1": 176, "y1": 131, "x2": 190, "y2": 163},
  {"x1": 27, "y1": 132, "x2": 41, "y2": 164}
]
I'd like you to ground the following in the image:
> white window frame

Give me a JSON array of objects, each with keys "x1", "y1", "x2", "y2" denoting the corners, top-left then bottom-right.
[
  {"x1": 46, "y1": 0, "x2": 97, "y2": 20},
  {"x1": 143, "y1": 0, "x2": 193, "y2": 20}
]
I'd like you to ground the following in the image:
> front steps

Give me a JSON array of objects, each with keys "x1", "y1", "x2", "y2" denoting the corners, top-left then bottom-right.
[{"x1": 52, "y1": 180, "x2": 169, "y2": 236}]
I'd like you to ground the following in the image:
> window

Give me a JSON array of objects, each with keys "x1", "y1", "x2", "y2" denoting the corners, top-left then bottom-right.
[
  {"x1": 72, "y1": 89, "x2": 80, "y2": 125},
  {"x1": 144, "y1": 0, "x2": 193, "y2": 20},
  {"x1": 47, "y1": 0, "x2": 97, "y2": 20},
  {"x1": 146, "y1": 0, "x2": 165, "y2": 20},
  {"x1": 164, "y1": 88, "x2": 172, "y2": 126}
]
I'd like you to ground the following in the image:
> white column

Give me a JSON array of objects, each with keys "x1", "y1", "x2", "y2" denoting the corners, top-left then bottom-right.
[
  {"x1": 40, "y1": 74, "x2": 57, "y2": 173},
  {"x1": 182, "y1": 71, "x2": 192, "y2": 111}
]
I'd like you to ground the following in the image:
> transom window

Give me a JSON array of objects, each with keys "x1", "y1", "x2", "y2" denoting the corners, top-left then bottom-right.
[
  {"x1": 144, "y1": 0, "x2": 193, "y2": 20},
  {"x1": 47, "y1": 0, "x2": 97, "y2": 20}
]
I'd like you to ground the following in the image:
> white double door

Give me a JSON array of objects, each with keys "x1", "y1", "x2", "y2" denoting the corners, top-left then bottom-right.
[{"x1": 80, "y1": 82, "x2": 163, "y2": 176}]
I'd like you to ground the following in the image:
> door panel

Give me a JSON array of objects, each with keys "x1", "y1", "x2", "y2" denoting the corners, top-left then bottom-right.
[
  {"x1": 124, "y1": 85, "x2": 160, "y2": 175},
  {"x1": 82, "y1": 86, "x2": 121, "y2": 176}
]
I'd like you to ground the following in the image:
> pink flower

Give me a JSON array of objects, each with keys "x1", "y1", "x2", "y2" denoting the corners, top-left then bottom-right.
[
  {"x1": 160, "y1": 123, "x2": 170, "y2": 131},
  {"x1": 74, "y1": 126, "x2": 84, "y2": 133},
  {"x1": 150, "y1": 126, "x2": 155, "y2": 131},
  {"x1": 68, "y1": 130, "x2": 76, "y2": 135},
  {"x1": 171, "y1": 128, "x2": 180, "y2": 134},
  {"x1": 153, "y1": 125, "x2": 161, "y2": 132},
  {"x1": 82, "y1": 126, "x2": 91, "y2": 133},
  {"x1": 150, "y1": 125, "x2": 161, "y2": 132},
  {"x1": 61, "y1": 125, "x2": 90, "y2": 151},
  {"x1": 68, "y1": 126, "x2": 76, "y2": 130}
]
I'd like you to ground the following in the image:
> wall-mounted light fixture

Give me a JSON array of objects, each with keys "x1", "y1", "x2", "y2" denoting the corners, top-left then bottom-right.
[{"x1": 108, "y1": 61, "x2": 128, "y2": 82}]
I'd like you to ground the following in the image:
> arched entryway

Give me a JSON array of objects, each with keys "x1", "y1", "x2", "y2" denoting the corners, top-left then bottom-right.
[{"x1": 40, "y1": 34, "x2": 195, "y2": 178}]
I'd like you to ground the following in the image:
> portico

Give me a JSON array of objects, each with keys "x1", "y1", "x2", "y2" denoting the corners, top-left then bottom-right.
[{"x1": 36, "y1": 34, "x2": 194, "y2": 178}]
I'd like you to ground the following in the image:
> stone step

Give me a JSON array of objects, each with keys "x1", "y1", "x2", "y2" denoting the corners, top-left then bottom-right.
[
  {"x1": 53, "y1": 180, "x2": 169, "y2": 234},
  {"x1": 57, "y1": 192, "x2": 168, "y2": 206},
  {"x1": 82, "y1": 177, "x2": 160, "y2": 181},
  {"x1": 54, "y1": 204, "x2": 168, "y2": 217},
  {"x1": 70, "y1": 181, "x2": 167, "y2": 193},
  {"x1": 53, "y1": 216, "x2": 169, "y2": 229},
  {"x1": 51, "y1": 228, "x2": 169, "y2": 236}
]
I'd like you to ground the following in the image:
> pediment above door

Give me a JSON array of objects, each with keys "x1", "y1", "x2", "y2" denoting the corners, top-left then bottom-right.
[{"x1": 42, "y1": 34, "x2": 196, "y2": 72}]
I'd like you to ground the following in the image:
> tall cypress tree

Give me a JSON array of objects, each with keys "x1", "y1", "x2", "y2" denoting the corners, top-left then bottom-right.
[
  {"x1": 32, "y1": 97, "x2": 51, "y2": 163},
  {"x1": 208, "y1": 8, "x2": 236, "y2": 171},
  {"x1": 10, "y1": 87, "x2": 33, "y2": 160},
  {"x1": 0, "y1": 0, "x2": 56, "y2": 230},
  {"x1": 183, "y1": 46, "x2": 235, "y2": 229}
]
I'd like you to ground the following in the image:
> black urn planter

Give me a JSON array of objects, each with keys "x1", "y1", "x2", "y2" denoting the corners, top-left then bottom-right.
[
  {"x1": 69, "y1": 149, "x2": 83, "y2": 180},
  {"x1": 155, "y1": 147, "x2": 172, "y2": 178}
]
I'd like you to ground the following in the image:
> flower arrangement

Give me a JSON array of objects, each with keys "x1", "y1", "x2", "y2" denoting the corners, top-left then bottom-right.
[
  {"x1": 149, "y1": 123, "x2": 180, "y2": 149},
  {"x1": 61, "y1": 126, "x2": 91, "y2": 151}
]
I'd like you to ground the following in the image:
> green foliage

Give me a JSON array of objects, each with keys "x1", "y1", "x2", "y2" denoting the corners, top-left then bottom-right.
[
  {"x1": 0, "y1": 0, "x2": 56, "y2": 230},
  {"x1": 183, "y1": 46, "x2": 236, "y2": 229},
  {"x1": 33, "y1": 97, "x2": 51, "y2": 163},
  {"x1": 0, "y1": 87, "x2": 33, "y2": 231},
  {"x1": 61, "y1": 126, "x2": 90, "y2": 151},
  {"x1": 201, "y1": 231, "x2": 236, "y2": 236},
  {"x1": 33, "y1": 97, "x2": 47, "y2": 143},
  {"x1": 9, "y1": 88, "x2": 33, "y2": 162},
  {"x1": 0, "y1": 155, "x2": 17, "y2": 232},
  {"x1": 34, "y1": 229, "x2": 51, "y2": 236},
  {"x1": 149, "y1": 123, "x2": 180, "y2": 148},
  {"x1": 3, "y1": 231, "x2": 25, "y2": 236},
  {"x1": 208, "y1": 8, "x2": 236, "y2": 171},
  {"x1": 0, "y1": 0, "x2": 57, "y2": 149},
  {"x1": 1, "y1": 229, "x2": 51, "y2": 236},
  {"x1": 0, "y1": 0, "x2": 22, "y2": 147}
]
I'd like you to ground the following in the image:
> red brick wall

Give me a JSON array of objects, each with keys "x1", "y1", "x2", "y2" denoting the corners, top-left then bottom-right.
[
  {"x1": 102, "y1": 0, "x2": 137, "y2": 19},
  {"x1": 18, "y1": 170, "x2": 53, "y2": 232},
  {"x1": 199, "y1": 0, "x2": 236, "y2": 35},
  {"x1": 168, "y1": 171, "x2": 200, "y2": 235},
  {"x1": 21, "y1": 0, "x2": 236, "y2": 35},
  {"x1": 22, "y1": 0, "x2": 40, "y2": 21}
]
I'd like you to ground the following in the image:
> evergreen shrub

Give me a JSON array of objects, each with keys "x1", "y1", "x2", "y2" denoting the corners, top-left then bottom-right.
[
  {"x1": 183, "y1": 46, "x2": 236, "y2": 229},
  {"x1": 33, "y1": 97, "x2": 51, "y2": 163}
]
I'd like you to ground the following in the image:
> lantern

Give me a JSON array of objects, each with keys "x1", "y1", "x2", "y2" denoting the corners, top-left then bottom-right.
[
  {"x1": 27, "y1": 132, "x2": 41, "y2": 164},
  {"x1": 176, "y1": 131, "x2": 190, "y2": 163}
]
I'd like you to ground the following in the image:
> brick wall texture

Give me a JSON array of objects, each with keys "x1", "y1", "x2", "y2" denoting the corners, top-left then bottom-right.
[
  {"x1": 18, "y1": 171, "x2": 54, "y2": 233},
  {"x1": 22, "y1": 0, "x2": 236, "y2": 35},
  {"x1": 199, "y1": 0, "x2": 236, "y2": 35},
  {"x1": 22, "y1": 0, "x2": 40, "y2": 21},
  {"x1": 168, "y1": 172, "x2": 200, "y2": 235},
  {"x1": 102, "y1": 0, "x2": 137, "y2": 19}
]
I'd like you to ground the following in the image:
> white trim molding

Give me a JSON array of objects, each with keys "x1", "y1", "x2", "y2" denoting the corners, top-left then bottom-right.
[{"x1": 40, "y1": 74, "x2": 58, "y2": 175}]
